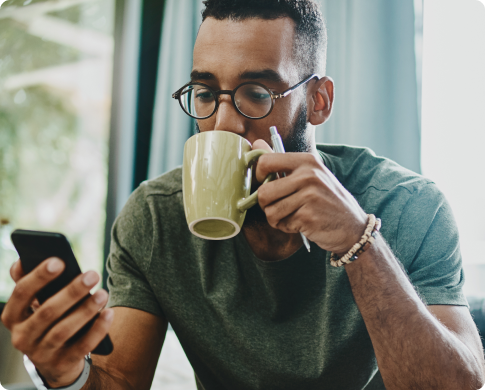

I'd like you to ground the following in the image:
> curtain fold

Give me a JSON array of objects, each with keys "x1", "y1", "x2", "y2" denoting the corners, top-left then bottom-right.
[
  {"x1": 315, "y1": 0, "x2": 421, "y2": 172},
  {"x1": 148, "y1": 0, "x2": 203, "y2": 179},
  {"x1": 148, "y1": 0, "x2": 421, "y2": 178}
]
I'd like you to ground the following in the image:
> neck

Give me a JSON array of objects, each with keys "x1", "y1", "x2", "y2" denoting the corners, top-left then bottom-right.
[{"x1": 242, "y1": 222, "x2": 303, "y2": 261}]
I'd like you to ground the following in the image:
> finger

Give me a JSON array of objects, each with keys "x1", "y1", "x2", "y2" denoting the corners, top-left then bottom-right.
[
  {"x1": 255, "y1": 152, "x2": 324, "y2": 183},
  {"x1": 10, "y1": 259, "x2": 25, "y2": 283},
  {"x1": 19, "y1": 271, "x2": 100, "y2": 344},
  {"x1": 264, "y1": 187, "x2": 319, "y2": 231},
  {"x1": 252, "y1": 139, "x2": 273, "y2": 152},
  {"x1": 277, "y1": 205, "x2": 316, "y2": 236},
  {"x1": 258, "y1": 165, "x2": 330, "y2": 209},
  {"x1": 72, "y1": 308, "x2": 114, "y2": 357},
  {"x1": 2, "y1": 258, "x2": 65, "y2": 327},
  {"x1": 41, "y1": 289, "x2": 109, "y2": 350}
]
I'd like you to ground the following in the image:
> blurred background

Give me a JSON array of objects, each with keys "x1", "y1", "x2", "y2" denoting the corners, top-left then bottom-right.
[{"x1": 0, "y1": 0, "x2": 484, "y2": 389}]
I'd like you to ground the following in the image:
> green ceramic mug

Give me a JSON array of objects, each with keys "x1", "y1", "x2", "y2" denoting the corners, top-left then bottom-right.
[{"x1": 183, "y1": 131, "x2": 275, "y2": 240}]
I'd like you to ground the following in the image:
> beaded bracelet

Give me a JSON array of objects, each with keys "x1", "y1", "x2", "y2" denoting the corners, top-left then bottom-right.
[{"x1": 330, "y1": 214, "x2": 382, "y2": 268}]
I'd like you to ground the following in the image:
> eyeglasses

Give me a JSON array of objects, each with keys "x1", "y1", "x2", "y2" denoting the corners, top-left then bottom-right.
[{"x1": 172, "y1": 73, "x2": 320, "y2": 120}]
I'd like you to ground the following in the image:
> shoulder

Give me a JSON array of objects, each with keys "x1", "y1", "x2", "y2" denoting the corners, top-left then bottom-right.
[
  {"x1": 317, "y1": 143, "x2": 432, "y2": 197},
  {"x1": 141, "y1": 166, "x2": 183, "y2": 198},
  {"x1": 317, "y1": 144, "x2": 451, "y2": 252},
  {"x1": 116, "y1": 167, "x2": 183, "y2": 230}
]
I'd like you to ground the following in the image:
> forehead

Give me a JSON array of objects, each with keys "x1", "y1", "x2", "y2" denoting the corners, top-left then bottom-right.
[{"x1": 193, "y1": 17, "x2": 299, "y2": 83}]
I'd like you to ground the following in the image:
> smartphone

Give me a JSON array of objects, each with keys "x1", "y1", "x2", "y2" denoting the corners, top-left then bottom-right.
[{"x1": 10, "y1": 229, "x2": 113, "y2": 355}]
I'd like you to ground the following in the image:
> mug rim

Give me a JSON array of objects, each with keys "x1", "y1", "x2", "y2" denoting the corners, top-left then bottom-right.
[
  {"x1": 188, "y1": 217, "x2": 241, "y2": 240},
  {"x1": 189, "y1": 130, "x2": 252, "y2": 148}
]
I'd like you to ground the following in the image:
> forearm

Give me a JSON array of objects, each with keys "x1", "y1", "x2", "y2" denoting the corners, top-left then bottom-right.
[
  {"x1": 345, "y1": 234, "x2": 483, "y2": 390},
  {"x1": 82, "y1": 365, "x2": 134, "y2": 390}
]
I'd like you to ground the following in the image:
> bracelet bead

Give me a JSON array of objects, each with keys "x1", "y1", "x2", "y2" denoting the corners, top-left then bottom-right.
[{"x1": 330, "y1": 215, "x2": 381, "y2": 268}]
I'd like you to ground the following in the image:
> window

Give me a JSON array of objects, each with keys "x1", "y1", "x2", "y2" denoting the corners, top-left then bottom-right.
[
  {"x1": 0, "y1": 0, "x2": 115, "y2": 302},
  {"x1": 421, "y1": 0, "x2": 485, "y2": 295}
]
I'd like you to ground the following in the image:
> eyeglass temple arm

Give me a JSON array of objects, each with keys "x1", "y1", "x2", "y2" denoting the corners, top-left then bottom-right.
[
  {"x1": 172, "y1": 81, "x2": 194, "y2": 99},
  {"x1": 274, "y1": 73, "x2": 321, "y2": 99}
]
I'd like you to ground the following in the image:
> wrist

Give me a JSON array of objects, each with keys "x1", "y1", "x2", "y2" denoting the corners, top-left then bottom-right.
[
  {"x1": 44, "y1": 363, "x2": 85, "y2": 389},
  {"x1": 333, "y1": 214, "x2": 368, "y2": 257},
  {"x1": 330, "y1": 214, "x2": 381, "y2": 267},
  {"x1": 24, "y1": 355, "x2": 91, "y2": 390}
]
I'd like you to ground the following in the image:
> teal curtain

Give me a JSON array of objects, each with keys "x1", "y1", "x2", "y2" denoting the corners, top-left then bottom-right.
[
  {"x1": 148, "y1": 0, "x2": 421, "y2": 178},
  {"x1": 315, "y1": 0, "x2": 421, "y2": 172},
  {"x1": 148, "y1": 0, "x2": 203, "y2": 179}
]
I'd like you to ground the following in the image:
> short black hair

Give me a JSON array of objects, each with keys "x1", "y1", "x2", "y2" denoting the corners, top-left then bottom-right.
[{"x1": 201, "y1": 0, "x2": 327, "y2": 78}]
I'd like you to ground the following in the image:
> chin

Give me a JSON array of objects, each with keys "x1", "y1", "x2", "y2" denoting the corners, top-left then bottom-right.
[{"x1": 243, "y1": 203, "x2": 269, "y2": 229}]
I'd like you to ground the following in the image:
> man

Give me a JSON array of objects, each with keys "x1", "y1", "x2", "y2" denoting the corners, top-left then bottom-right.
[{"x1": 2, "y1": 1, "x2": 485, "y2": 389}]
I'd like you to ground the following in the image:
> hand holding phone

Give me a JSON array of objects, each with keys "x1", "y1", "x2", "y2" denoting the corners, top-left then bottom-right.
[{"x1": 1, "y1": 229, "x2": 114, "y2": 388}]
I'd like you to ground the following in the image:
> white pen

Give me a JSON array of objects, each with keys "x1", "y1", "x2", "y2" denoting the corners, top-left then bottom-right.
[{"x1": 269, "y1": 126, "x2": 311, "y2": 252}]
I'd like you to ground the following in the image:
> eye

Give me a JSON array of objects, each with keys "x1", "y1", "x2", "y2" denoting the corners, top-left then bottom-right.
[
  {"x1": 195, "y1": 89, "x2": 214, "y2": 102},
  {"x1": 241, "y1": 87, "x2": 271, "y2": 103},
  {"x1": 249, "y1": 91, "x2": 270, "y2": 100}
]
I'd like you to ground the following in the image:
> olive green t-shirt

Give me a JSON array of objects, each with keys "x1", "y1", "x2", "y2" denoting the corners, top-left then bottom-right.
[{"x1": 106, "y1": 144, "x2": 466, "y2": 390}]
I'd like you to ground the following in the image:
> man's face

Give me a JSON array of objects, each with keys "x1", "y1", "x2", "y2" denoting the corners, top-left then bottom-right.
[{"x1": 192, "y1": 17, "x2": 311, "y2": 152}]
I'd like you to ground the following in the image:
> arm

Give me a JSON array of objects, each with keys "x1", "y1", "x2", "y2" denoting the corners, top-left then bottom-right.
[
  {"x1": 86, "y1": 307, "x2": 167, "y2": 390},
  {"x1": 1, "y1": 259, "x2": 166, "y2": 390},
  {"x1": 255, "y1": 150, "x2": 485, "y2": 390},
  {"x1": 346, "y1": 236, "x2": 485, "y2": 389}
]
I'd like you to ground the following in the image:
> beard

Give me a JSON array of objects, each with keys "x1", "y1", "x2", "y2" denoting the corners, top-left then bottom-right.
[{"x1": 243, "y1": 104, "x2": 310, "y2": 229}]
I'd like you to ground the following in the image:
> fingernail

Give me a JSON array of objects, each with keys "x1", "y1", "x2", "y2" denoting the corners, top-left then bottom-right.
[
  {"x1": 82, "y1": 271, "x2": 98, "y2": 287},
  {"x1": 94, "y1": 290, "x2": 107, "y2": 304},
  {"x1": 103, "y1": 309, "x2": 114, "y2": 321},
  {"x1": 47, "y1": 258, "x2": 63, "y2": 273}
]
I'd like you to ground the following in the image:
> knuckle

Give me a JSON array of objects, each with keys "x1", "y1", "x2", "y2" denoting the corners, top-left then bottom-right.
[
  {"x1": 266, "y1": 212, "x2": 278, "y2": 229},
  {"x1": 35, "y1": 264, "x2": 55, "y2": 282},
  {"x1": 307, "y1": 191, "x2": 320, "y2": 203},
  {"x1": 77, "y1": 340, "x2": 92, "y2": 356},
  {"x1": 298, "y1": 209, "x2": 314, "y2": 226},
  {"x1": 12, "y1": 282, "x2": 31, "y2": 302},
  {"x1": 306, "y1": 170, "x2": 321, "y2": 185},
  {"x1": 304, "y1": 153, "x2": 320, "y2": 167},
  {"x1": 257, "y1": 156, "x2": 270, "y2": 174},
  {"x1": 37, "y1": 305, "x2": 56, "y2": 324},
  {"x1": 48, "y1": 328, "x2": 70, "y2": 346},
  {"x1": 258, "y1": 185, "x2": 269, "y2": 204},
  {"x1": 41, "y1": 337, "x2": 56, "y2": 351},
  {"x1": 84, "y1": 300, "x2": 101, "y2": 317},
  {"x1": 302, "y1": 187, "x2": 320, "y2": 203},
  {"x1": 67, "y1": 280, "x2": 88, "y2": 300},
  {"x1": 1, "y1": 311, "x2": 12, "y2": 329},
  {"x1": 10, "y1": 329, "x2": 27, "y2": 351}
]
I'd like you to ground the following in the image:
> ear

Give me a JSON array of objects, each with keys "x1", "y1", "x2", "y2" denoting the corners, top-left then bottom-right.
[{"x1": 308, "y1": 76, "x2": 335, "y2": 126}]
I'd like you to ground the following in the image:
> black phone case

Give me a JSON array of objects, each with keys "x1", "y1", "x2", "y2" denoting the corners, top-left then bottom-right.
[{"x1": 11, "y1": 229, "x2": 113, "y2": 356}]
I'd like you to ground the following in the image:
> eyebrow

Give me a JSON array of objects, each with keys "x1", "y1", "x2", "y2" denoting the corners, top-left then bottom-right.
[
  {"x1": 190, "y1": 70, "x2": 214, "y2": 81},
  {"x1": 190, "y1": 69, "x2": 285, "y2": 83},
  {"x1": 239, "y1": 69, "x2": 284, "y2": 83}
]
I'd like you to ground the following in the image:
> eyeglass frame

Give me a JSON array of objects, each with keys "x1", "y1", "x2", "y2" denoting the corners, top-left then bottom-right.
[{"x1": 171, "y1": 73, "x2": 321, "y2": 120}]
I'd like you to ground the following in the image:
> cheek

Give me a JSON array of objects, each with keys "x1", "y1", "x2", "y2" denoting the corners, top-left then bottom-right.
[
  {"x1": 268, "y1": 97, "x2": 303, "y2": 128},
  {"x1": 197, "y1": 118, "x2": 216, "y2": 132}
]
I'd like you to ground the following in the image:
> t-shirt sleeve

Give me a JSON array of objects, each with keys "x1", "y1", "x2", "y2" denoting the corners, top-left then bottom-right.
[
  {"x1": 106, "y1": 183, "x2": 164, "y2": 317},
  {"x1": 395, "y1": 183, "x2": 467, "y2": 307}
]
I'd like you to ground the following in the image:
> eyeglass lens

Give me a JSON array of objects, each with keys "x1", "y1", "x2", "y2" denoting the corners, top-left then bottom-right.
[{"x1": 179, "y1": 83, "x2": 273, "y2": 119}]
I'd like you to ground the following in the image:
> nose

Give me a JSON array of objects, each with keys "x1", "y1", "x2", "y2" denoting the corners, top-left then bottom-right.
[{"x1": 213, "y1": 95, "x2": 245, "y2": 135}]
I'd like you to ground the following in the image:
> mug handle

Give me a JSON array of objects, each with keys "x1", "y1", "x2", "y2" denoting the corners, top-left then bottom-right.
[{"x1": 237, "y1": 149, "x2": 277, "y2": 212}]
